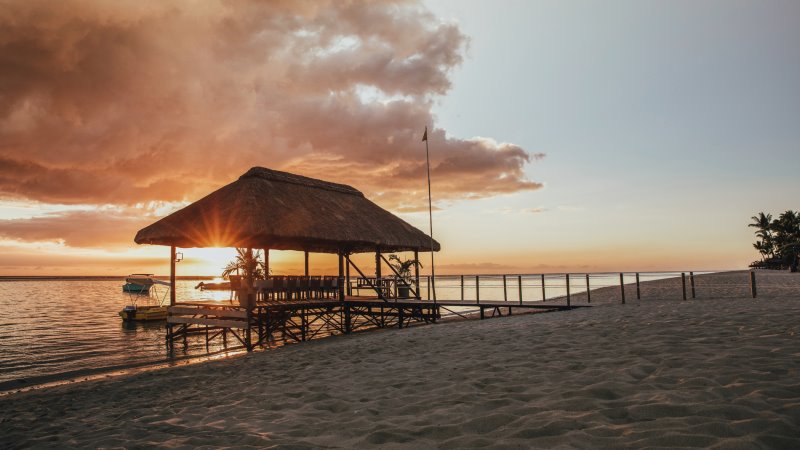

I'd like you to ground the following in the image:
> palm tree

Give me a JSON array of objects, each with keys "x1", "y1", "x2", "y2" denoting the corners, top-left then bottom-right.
[
  {"x1": 752, "y1": 240, "x2": 770, "y2": 260},
  {"x1": 770, "y1": 211, "x2": 797, "y2": 253},
  {"x1": 749, "y1": 212, "x2": 772, "y2": 231},
  {"x1": 773, "y1": 210, "x2": 800, "y2": 262},
  {"x1": 749, "y1": 212, "x2": 774, "y2": 258},
  {"x1": 387, "y1": 254, "x2": 423, "y2": 284},
  {"x1": 221, "y1": 248, "x2": 266, "y2": 281}
]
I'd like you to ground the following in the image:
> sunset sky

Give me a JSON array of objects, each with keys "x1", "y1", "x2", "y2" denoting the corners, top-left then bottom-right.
[{"x1": 1, "y1": 0, "x2": 798, "y2": 276}]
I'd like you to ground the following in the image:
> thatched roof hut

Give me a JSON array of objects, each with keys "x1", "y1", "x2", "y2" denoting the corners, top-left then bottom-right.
[{"x1": 134, "y1": 167, "x2": 439, "y2": 254}]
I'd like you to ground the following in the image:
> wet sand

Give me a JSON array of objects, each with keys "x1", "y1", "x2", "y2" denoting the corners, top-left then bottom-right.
[{"x1": 1, "y1": 271, "x2": 799, "y2": 448}]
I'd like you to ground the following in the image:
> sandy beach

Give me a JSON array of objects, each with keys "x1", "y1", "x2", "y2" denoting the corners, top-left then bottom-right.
[{"x1": 1, "y1": 271, "x2": 799, "y2": 448}]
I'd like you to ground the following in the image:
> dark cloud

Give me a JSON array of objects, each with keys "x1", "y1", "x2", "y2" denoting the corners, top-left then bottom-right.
[{"x1": 0, "y1": 0, "x2": 543, "y2": 213}]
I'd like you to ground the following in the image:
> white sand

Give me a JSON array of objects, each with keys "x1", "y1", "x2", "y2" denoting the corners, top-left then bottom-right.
[{"x1": 1, "y1": 271, "x2": 799, "y2": 448}]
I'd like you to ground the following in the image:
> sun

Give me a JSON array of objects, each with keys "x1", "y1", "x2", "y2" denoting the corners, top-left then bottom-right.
[{"x1": 179, "y1": 247, "x2": 237, "y2": 277}]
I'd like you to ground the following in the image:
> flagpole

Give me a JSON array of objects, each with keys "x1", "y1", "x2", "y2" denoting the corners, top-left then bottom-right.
[{"x1": 423, "y1": 126, "x2": 436, "y2": 301}]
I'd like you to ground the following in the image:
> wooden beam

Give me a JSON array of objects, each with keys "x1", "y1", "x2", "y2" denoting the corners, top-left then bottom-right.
[
  {"x1": 380, "y1": 253, "x2": 418, "y2": 299},
  {"x1": 346, "y1": 254, "x2": 351, "y2": 296},
  {"x1": 347, "y1": 255, "x2": 387, "y2": 302},
  {"x1": 170, "y1": 246, "x2": 176, "y2": 306},
  {"x1": 304, "y1": 250, "x2": 309, "y2": 276},
  {"x1": 375, "y1": 247, "x2": 381, "y2": 279},
  {"x1": 167, "y1": 316, "x2": 248, "y2": 329},
  {"x1": 338, "y1": 251, "x2": 345, "y2": 301},
  {"x1": 168, "y1": 306, "x2": 249, "y2": 318},
  {"x1": 414, "y1": 249, "x2": 420, "y2": 300}
]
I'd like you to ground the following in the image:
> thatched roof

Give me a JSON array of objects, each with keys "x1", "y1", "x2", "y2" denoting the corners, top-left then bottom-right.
[{"x1": 134, "y1": 167, "x2": 440, "y2": 254}]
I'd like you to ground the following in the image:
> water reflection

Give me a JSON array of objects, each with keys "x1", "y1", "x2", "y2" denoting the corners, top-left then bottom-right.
[{"x1": 0, "y1": 279, "x2": 228, "y2": 386}]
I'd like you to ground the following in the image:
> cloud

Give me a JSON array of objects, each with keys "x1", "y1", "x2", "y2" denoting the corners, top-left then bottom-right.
[
  {"x1": 0, "y1": 209, "x2": 153, "y2": 248},
  {"x1": 485, "y1": 206, "x2": 547, "y2": 215},
  {"x1": 0, "y1": 0, "x2": 543, "y2": 213}
]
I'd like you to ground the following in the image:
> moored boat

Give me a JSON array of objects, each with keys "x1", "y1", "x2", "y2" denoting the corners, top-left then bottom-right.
[
  {"x1": 195, "y1": 281, "x2": 232, "y2": 290},
  {"x1": 120, "y1": 274, "x2": 171, "y2": 321},
  {"x1": 122, "y1": 274, "x2": 155, "y2": 293},
  {"x1": 119, "y1": 305, "x2": 168, "y2": 321}
]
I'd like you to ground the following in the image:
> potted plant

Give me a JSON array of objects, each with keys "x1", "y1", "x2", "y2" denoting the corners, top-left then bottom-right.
[
  {"x1": 388, "y1": 254, "x2": 423, "y2": 299},
  {"x1": 222, "y1": 248, "x2": 266, "y2": 308}
]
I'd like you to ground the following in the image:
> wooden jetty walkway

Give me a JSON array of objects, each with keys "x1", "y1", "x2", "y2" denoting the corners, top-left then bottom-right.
[{"x1": 166, "y1": 296, "x2": 584, "y2": 352}]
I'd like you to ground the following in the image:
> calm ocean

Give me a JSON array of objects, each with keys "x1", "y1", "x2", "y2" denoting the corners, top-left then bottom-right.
[{"x1": 0, "y1": 278, "x2": 235, "y2": 391}]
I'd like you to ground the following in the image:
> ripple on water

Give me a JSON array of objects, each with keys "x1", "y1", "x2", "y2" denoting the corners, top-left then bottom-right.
[{"x1": 0, "y1": 279, "x2": 224, "y2": 386}]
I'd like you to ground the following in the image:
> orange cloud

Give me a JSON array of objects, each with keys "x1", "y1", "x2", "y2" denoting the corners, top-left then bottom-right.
[
  {"x1": 0, "y1": 210, "x2": 153, "y2": 248},
  {"x1": 0, "y1": 0, "x2": 542, "y2": 218}
]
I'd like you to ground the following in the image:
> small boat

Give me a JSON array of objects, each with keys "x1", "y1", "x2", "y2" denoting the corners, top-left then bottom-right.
[
  {"x1": 195, "y1": 281, "x2": 232, "y2": 290},
  {"x1": 119, "y1": 305, "x2": 168, "y2": 321},
  {"x1": 122, "y1": 274, "x2": 155, "y2": 293},
  {"x1": 120, "y1": 274, "x2": 171, "y2": 322}
]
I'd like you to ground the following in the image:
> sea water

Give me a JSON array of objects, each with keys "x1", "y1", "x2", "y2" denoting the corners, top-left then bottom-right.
[
  {"x1": 0, "y1": 278, "x2": 234, "y2": 390},
  {"x1": 0, "y1": 273, "x2": 677, "y2": 390}
]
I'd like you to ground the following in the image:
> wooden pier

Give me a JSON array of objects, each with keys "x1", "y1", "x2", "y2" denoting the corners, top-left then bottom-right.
[{"x1": 166, "y1": 297, "x2": 581, "y2": 352}]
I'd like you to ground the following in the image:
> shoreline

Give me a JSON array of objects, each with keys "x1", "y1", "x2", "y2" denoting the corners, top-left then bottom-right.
[
  {"x1": 0, "y1": 304, "x2": 558, "y2": 397},
  {"x1": 3, "y1": 294, "x2": 798, "y2": 447},
  {"x1": 2, "y1": 271, "x2": 798, "y2": 447},
  {"x1": 0, "y1": 270, "x2": 775, "y2": 395}
]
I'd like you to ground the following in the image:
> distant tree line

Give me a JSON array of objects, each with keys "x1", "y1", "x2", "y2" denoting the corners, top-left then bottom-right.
[{"x1": 749, "y1": 210, "x2": 800, "y2": 270}]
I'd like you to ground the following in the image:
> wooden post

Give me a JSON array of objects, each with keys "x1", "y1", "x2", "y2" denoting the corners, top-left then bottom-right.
[
  {"x1": 346, "y1": 256, "x2": 351, "y2": 296},
  {"x1": 169, "y1": 246, "x2": 176, "y2": 306},
  {"x1": 301, "y1": 307, "x2": 307, "y2": 342},
  {"x1": 504, "y1": 275, "x2": 510, "y2": 315},
  {"x1": 541, "y1": 274, "x2": 546, "y2": 301},
  {"x1": 263, "y1": 248, "x2": 269, "y2": 276},
  {"x1": 338, "y1": 252, "x2": 345, "y2": 301},
  {"x1": 413, "y1": 249, "x2": 421, "y2": 299},
  {"x1": 585, "y1": 274, "x2": 591, "y2": 303},
  {"x1": 427, "y1": 276, "x2": 431, "y2": 300},
  {"x1": 518, "y1": 275, "x2": 523, "y2": 305},
  {"x1": 246, "y1": 248, "x2": 253, "y2": 278},
  {"x1": 398, "y1": 306, "x2": 404, "y2": 329},
  {"x1": 681, "y1": 272, "x2": 687, "y2": 300},
  {"x1": 375, "y1": 248, "x2": 381, "y2": 279},
  {"x1": 635, "y1": 272, "x2": 641, "y2": 300},
  {"x1": 565, "y1": 273, "x2": 570, "y2": 307},
  {"x1": 304, "y1": 251, "x2": 309, "y2": 276},
  {"x1": 750, "y1": 271, "x2": 757, "y2": 298},
  {"x1": 475, "y1": 275, "x2": 480, "y2": 304},
  {"x1": 460, "y1": 275, "x2": 464, "y2": 301},
  {"x1": 690, "y1": 271, "x2": 696, "y2": 298},
  {"x1": 245, "y1": 310, "x2": 252, "y2": 351},
  {"x1": 620, "y1": 273, "x2": 625, "y2": 304}
]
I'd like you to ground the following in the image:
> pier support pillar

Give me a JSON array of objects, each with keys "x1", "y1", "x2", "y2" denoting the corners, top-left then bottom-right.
[
  {"x1": 375, "y1": 248, "x2": 382, "y2": 279},
  {"x1": 414, "y1": 249, "x2": 421, "y2": 299},
  {"x1": 170, "y1": 246, "x2": 176, "y2": 306},
  {"x1": 338, "y1": 251, "x2": 345, "y2": 301}
]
